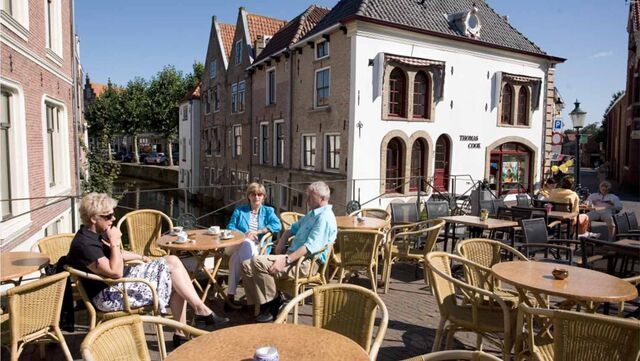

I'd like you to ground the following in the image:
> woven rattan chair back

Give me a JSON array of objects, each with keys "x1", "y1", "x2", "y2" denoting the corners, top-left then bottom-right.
[
  {"x1": 116, "y1": 209, "x2": 173, "y2": 258},
  {"x1": 274, "y1": 283, "x2": 388, "y2": 361},
  {"x1": 280, "y1": 211, "x2": 304, "y2": 231},
  {"x1": 31, "y1": 233, "x2": 75, "y2": 266},
  {"x1": 627, "y1": 212, "x2": 639, "y2": 231},
  {"x1": 350, "y1": 208, "x2": 391, "y2": 222},
  {"x1": 1, "y1": 272, "x2": 72, "y2": 361},
  {"x1": 456, "y1": 238, "x2": 528, "y2": 290},
  {"x1": 516, "y1": 303, "x2": 640, "y2": 361},
  {"x1": 335, "y1": 229, "x2": 385, "y2": 291},
  {"x1": 81, "y1": 315, "x2": 208, "y2": 361},
  {"x1": 401, "y1": 350, "x2": 503, "y2": 361}
]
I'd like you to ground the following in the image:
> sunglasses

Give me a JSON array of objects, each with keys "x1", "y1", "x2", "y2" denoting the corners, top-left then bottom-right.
[{"x1": 99, "y1": 213, "x2": 115, "y2": 220}]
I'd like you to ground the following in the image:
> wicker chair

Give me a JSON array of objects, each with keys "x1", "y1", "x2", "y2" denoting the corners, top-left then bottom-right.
[
  {"x1": 0, "y1": 272, "x2": 72, "y2": 361},
  {"x1": 382, "y1": 219, "x2": 445, "y2": 293},
  {"x1": 275, "y1": 243, "x2": 333, "y2": 323},
  {"x1": 425, "y1": 252, "x2": 515, "y2": 360},
  {"x1": 390, "y1": 202, "x2": 420, "y2": 225},
  {"x1": 515, "y1": 303, "x2": 640, "y2": 361},
  {"x1": 279, "y1": 211, "x2": 304, "y2": 231},
  {"x1": 81, "y1": 314, "x2": 208, "y2": 361},
  {"x1": 65, "y1": 265, "x2": 160, "y2": 330},
  {"x1": 333, "y1": 229, "x2": 385, "y2": 292},
  {"x1": 31, "y1": 233, "x2": 75, "y2": 267},
  {"x1": 274, "y1": 283, "x2": 388, "y2": 361},
  {"x1": 401, "y1": 350, "x2": 503, "y2": 361},
  {"x1": 349, "y1": 208, "x2": 391, "y2": 224},
  {"x1": 116, "y1": 209, "x2": 173, "y2": 258}
]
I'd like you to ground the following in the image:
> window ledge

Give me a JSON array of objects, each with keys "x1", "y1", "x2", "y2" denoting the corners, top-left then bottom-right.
[
  {"x1": 314, "y1": 55, "x2": 330, "y2": 62},
  {"x1": 45, "y1": 187, "x2": 72, "y2": 203},
  {"x1": 309, "y1": 105, "x2": 331, "y2": 114},
  {"x1": 0, "y1": 217, "x2": 32, "y2": 246},
  {"x1": 1, "y1": 11, "x2": 30, "y2": 41},
  {"x1": 45, "y1": 48, "x2": 63, "y2": 67},
  {"x1": 497, "y1": 123, "x2": 531, "y2": 129}
]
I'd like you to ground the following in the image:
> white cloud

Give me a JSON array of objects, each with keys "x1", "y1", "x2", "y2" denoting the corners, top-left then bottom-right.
[{"x1": 590, "y1": 51, "x2": 613, "y2": 59}]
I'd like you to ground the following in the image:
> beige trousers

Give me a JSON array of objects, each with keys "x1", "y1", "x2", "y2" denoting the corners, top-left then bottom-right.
[{"x1": 241, "y1": 254, "x2": 314, "y2": 306}]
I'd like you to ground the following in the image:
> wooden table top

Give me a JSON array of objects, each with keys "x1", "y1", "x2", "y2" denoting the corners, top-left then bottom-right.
[
  {"x1": 335, "y1": 215, "x2": 389, "y2": 230},
  {"x1": 165, "y1": 323, "x2": 369, "y2": 361},
  {"x1": 438, "y1": 215, "x2": 518, "y2": 230},
  {"x1": 157, "y1": 229, "x2": 245, "y2": 252},
  {"x1": 1, "y1": 252, "x2": 50, "y2": 282},
  {"x1": 547, "y1": 211, "x2": 578, "y2": 220},
  {"x1": 615, "y1": 239, "x2": 640, "y2": 248},
  {"x1": 492, "y1": 261, "x2": 638, "y2": 303}
]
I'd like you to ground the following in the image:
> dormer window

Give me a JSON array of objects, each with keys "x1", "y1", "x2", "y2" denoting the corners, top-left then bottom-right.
[
  {"x1": 316, "y1": 40, "x2": 329, "y2": 60},
  {"x1": 448, "y1": 5, "x2": 481, "y2": 39}
]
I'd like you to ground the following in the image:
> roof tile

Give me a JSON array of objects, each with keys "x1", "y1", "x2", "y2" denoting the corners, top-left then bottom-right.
[
  {"x1": 219, "y1": 23, "x2": 236, "y2": 62},
  {"x1": 246, "y1": 13, "x2": 288, "y2": 45}
]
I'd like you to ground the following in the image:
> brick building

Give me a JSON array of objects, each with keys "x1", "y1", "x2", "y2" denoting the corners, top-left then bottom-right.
[{"x1": 1, "y1": 0, "x2": 83, "y2": 250}]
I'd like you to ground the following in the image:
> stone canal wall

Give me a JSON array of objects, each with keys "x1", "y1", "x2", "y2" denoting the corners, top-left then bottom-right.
[{"x1": 119, "y1": 164, "x2": 178, "y2": 186}]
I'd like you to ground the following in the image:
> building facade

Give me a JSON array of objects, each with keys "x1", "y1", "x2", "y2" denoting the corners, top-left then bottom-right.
[
  {"x1": 1, "y1": 0, "x2": 82, "y2": 250},
  {"x1": 178, "y1": 84, "x2": 201, "y2": 195}
]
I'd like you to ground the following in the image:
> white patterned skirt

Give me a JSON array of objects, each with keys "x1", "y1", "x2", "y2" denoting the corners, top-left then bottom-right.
[{"x1": 92, "y1": 258, "x2": 172, "y2": 314}]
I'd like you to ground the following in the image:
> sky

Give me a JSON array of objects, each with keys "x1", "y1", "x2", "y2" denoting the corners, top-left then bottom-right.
[{"x1": 76, "y1": 0, "x2": 629, "y2": 127}]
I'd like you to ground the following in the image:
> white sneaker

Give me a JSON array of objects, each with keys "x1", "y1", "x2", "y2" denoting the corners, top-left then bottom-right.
[{"x1": 579, "y1": 232, "x2": 601, "y2": 238}]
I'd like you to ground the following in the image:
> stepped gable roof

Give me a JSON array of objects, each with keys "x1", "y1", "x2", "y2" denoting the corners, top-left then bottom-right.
[
  {"x1": 246, "y1": 13, "x2": 288, "y2": 45},
  {"x1": 218, "y1": 23, "x2": 236, "y2": 61},
  {"x1": 181, "y1": 83, "x2": 201, "y2": 102},
  {"x1": 90, "y1": 83, "x2": 107, "y2": 97},
  {"x1": 305, "y1": 0, "x2": 562, "y2": 61},
  {"x1": 254, "y1": 5, "x2": 331, "y2": 64}
]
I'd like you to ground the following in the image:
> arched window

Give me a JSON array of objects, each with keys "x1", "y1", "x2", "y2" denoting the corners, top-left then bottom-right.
[
  {"x1": 413, "y1": 71, "x2": 430, "y2": 118},
  {"x1": 500, "y1": 84, "x2": 513, "y2": 125},
  {"x1": 517, "y1": 87, "x2": 529, "y2": 126},
  {"x1": 489, "y1": 142, "x2": 533, "y2": 196},
  {"x1": 385, "y1": 138, "x2": 404, "y2": 193},
  {"x1": 388, "y1": 68, "x2": 406, "y2": 117},
  {"x1": 410, "y1": 139, "x2": 427, "y2": 191}
]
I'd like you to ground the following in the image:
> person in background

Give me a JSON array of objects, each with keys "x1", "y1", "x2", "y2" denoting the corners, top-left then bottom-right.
[
  {"x1": 537, "y1": 177, "x2": 556, "y2": 200},
  {"x1": 548, "y1": 176, "x2": 597, "y2": 237},
  {"x1": 597, "y1": 161, "x2": 610, "y2": 183},
  {"x1": 586, "y1": 181, "x2": 622, "y2": 239},
  {"x1": 225, "y1": 182, "x2": 281, "y2": 310},
  {"x1": 241, "y1": 181, "x2": 337, "y2": 323},
  {"x1": 67, "y1": 193, "x2": 228, "y2": 347}
]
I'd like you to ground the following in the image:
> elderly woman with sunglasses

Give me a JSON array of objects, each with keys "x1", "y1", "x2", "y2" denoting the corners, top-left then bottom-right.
[
  {"x1": 225, "y1": 182, "x2": 281, "y2": 309},
  {"x1": 66, "y1": 193, "x2": 228, "y2": 344}
]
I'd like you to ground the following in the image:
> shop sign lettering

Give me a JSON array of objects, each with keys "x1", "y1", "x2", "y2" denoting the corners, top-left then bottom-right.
[{"x1": 459, "y1": 135, "x2": 481, "y2": 149}]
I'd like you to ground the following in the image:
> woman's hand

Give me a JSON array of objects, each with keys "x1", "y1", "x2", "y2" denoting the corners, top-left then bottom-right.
[
  {"x1": 105, "y1": 227, "x2": 123, "y2": 248},
  {"x1": 245, "y1": 230, "x2": 259, "y2": 241},
  {"x1": 142, "y1": 255, "x2": 151, "y2": 263}
]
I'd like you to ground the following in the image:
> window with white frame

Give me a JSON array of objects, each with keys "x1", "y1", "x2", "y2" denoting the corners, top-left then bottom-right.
[
  {"x1": 205, "y1": 89, "x2": 211, "y2": 114},
  {"x1": 181, "y1": 138, "x2": 186, "y2": 161},
  {"x1": 252, "y1": 137, "x2": 258, "y2": 156},
  {"x1": 279, "y1": 184, "x2": 288, "y2": 209},
  {"x1": 182, "y1": 105, "x2": 188, "y2": 121},
  {"x1": 209, "y1": 168, "x2": 215, "y2": 185},
  {"x1": 212, "y1": 127, "x2": 221, "y2": 155},
  {"x1": 274, "y1": 121, "x2": 284, "y2": 166},
  {"x1": 235, "y1": 40, "x2": 242, "y2": 65},
  {"x1": 210, "y1": 59, "x2": 217, "y2": 79},
  {"x1": 204, "y1": 167, "x2": 209, "y2": 185},
  {"x1": 44, "y1": 216, "x2": 63, "y2": 236},
  {"x1": 314, "y1": 67, "x2": 330, "y2": 108},
  {"x1": 260, "y1": 123, "x2": 268, "y2": 165},
  {"x1": 233, "y1": 125, "x2": 242, "y2": 157},
  {"x1": 44, "y1": 100, "x2": 69, "y2": 191},
  {"x1": 302, "y1": 134, "x2": 316, "y2": 169},
  {"x1": 238, "y1": 171, "x2": 249, "y2": 188},
  {"x1": 316, "y1": 40, "x2": 329, "y2": 60},
  {"x1": 238, "y1": 81, "x2": 246, "y2": 112},
  {"x1": 1, "y1": 82, "x2": 30, "y2": 239},
  {"x1": 44, "y1": 0, "x2": 63, "y2": 58},
  {"x1": 204, "y1": 129, "x2": 211, "y2": 156},
  {"x1": 1, "y1": 0, "x2": 29, "y2": 40},
  {"x1": 213, "y1": 86, "x2": 220, "y2": 111},
  {"x1": 266, "y1": 68, "x2": 276, "y2": 105},
  {"x1": 325, "y1": 134, "x2": 340, "y2": 170},
  {"x1": 231, "y1": 83, "x2": 238, "y2": 113}
]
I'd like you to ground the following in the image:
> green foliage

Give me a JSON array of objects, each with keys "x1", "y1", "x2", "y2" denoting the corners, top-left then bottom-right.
[
  {"x1": 85, "y1": 80, "x2": 122, "y2": 141},
  {"x1": 147, "y1": 66, "x2": 186, "y2": 138},
  {"x1": 185, "y1": 61, "x2": 204, "y2": 93},
  {"x1": 81, "y1": 135, "x2": 122, "y2": 198}
]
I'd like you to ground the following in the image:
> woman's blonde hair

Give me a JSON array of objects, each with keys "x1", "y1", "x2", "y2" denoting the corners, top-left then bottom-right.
[
  {"x1": 245, "y1": 182, "x2": 266, "y2": 201},
  {"x1": 79, "y1": 193, "x2": 118, "y2": 226}
]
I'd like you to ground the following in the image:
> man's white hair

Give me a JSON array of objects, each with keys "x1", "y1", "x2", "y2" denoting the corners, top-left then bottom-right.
[{"x1": 308, "y1": 181, "x2": 331, "y2": 200}]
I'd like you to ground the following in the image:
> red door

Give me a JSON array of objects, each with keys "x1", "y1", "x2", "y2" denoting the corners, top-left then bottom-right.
[{"x1": 434, "y1": 135, "x2": 450, "y2": 192}]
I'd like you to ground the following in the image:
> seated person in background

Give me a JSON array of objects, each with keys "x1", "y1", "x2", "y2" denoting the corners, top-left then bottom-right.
[
  {"x1": 586, "y1": 181, "x2": 622, "y2": 239},
  {"x1": 241, "y1": 181, "x2": 337, "y2": 323},
  {"x1": 537, "y1": 177, "x2": 556, "y2": 200},
  {"x1": 548, "y1": 176, "x2": 597, "y2": 238},
  {"x1": 225, "y1": 182, "x2": 282, "y2": 309},
  {"x1": 67, "y1": 193, "x2": 228, "y2": 345}
]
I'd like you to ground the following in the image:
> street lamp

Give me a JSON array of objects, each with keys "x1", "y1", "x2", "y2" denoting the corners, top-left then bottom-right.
[{"x1": 568, "y1": 100, "x2": 586, "y2": 186}]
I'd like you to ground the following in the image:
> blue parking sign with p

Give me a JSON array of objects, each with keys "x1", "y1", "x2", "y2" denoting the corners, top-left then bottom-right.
[{"x1": 553, "y1": 119, "x2": 562, "y2": 131}]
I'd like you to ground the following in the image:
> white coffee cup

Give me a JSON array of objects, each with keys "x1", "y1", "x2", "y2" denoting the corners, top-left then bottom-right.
[
  {"x1": 209, "y1": 226, "x2": 220, "y2": 234},
  {"x1": 175, "y1": 231, "x2": 188, "y2": 243},
  {"x1": 223, "y1": 230, "x2": 231, "y2": 238},
  {"x1": 172, "y1": 226, "x2": 183, "y2": 234}
]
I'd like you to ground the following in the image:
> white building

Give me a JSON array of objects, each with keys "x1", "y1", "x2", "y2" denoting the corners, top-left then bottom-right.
[{"x1": 178, "y1": 84, "x2": 201, "y2": 195}]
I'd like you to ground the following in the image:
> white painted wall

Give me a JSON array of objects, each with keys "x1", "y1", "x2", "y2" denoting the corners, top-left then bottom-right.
[
  {"x1": 348, "y1": 23, "x2": 551, "y2": 209},
  {"x1": 178, "y1": 98, "x2": 201, "y2": 195}
]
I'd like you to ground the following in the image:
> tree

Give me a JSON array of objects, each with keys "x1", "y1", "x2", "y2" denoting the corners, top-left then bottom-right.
[
  {"x1": 147, "y1": 66, "x2": 187, "y2": 166},
  {"x1": 85, "y1": 80, "x2": 122, "y2": 160},
  {"x1": 185, "y1": 61, "x2": 204, "y2": 93},
  {"x1": 120, "y1": 77, "x2": 150, "y2": 163}
]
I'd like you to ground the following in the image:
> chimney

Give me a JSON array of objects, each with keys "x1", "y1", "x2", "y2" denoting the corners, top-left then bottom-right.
[{"x1": 254, "y1": 35, "x2": 268, "y2": 58}]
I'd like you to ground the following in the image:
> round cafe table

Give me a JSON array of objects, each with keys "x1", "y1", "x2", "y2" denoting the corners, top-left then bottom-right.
[
  {"x1": 492, "y1": 261, "x2": 638, "y2": 312},
  {"x1": 1, "y1": 252, "x2": 50, "y2": 284},
  {"x1": 335, "y1": 215, "x2": 388, "y2": 230},
  {"x1": 157, "y1": 229, "x2": 245, "y2": 305},
  {"x1": 165, "y1": 323, "x2": 369, "y2": 361}
]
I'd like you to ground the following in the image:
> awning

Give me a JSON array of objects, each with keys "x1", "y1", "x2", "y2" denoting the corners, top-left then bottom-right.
[
  {"x1": 502, "y1": 72, "x2": 541, "y2": 83},
  {"x1": 385, "y1": 55, "x2": 445, "y2": 67}
]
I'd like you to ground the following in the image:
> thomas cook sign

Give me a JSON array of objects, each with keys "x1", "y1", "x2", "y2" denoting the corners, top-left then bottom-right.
[{"x1": 459, "y1": 135, "x2": 481, "y2": 149}]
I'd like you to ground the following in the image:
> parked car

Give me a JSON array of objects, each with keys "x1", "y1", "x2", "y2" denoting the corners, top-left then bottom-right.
[
  {"x1": 145, "y1": 152, "x2": 167, "y2": 165},
  {"x1": 138, "y1": 152, "x2": 149, "y2": 163}
]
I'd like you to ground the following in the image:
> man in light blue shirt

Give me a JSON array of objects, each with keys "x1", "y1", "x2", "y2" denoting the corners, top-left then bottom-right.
[{"x1": 241, "y1": 181, "x2": 337, "y2": 323}]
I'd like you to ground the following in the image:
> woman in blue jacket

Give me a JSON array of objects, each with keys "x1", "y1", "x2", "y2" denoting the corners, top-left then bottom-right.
[{"x1": 226, "y1": 182, "x2": 281, "y2": 307}]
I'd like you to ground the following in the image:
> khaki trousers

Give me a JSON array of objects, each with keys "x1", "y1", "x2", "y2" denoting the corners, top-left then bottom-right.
[{"x1": 241, "y1": 254, "x2": 314, "y2": 306}]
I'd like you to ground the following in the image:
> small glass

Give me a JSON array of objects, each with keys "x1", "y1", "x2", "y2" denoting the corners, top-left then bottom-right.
[{"x1": 479, "y1": 209, "x2": 489, "y2": 221}]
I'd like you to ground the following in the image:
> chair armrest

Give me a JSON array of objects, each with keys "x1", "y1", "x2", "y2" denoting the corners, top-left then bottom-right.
[
  {"x1": 614, "y1": 233, "x2": 640, "y2": 240},
  {"x1": 547, "y1": 220, "x2": 563, "y2": 229},
  {"x1": 547, "y1": 239, "x2": 581, "y2": 246}
]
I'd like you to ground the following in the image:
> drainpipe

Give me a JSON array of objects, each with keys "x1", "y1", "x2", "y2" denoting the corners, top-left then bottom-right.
[
  {"x1": 70, "y1": 0, "x2": 80, "y2": 230},
  {"x1": 288, "y1": 48, "x2": 295, "y2": 211}
]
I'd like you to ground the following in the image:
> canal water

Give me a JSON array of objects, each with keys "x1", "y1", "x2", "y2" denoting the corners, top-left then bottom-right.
[{"x1": 113, "y1": 177, "x2": 228, "y2": 228}]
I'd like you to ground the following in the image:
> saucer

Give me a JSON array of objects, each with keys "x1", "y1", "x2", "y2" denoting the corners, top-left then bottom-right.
[
  {"x1": 206, "y1": 231, "x2": 220, "y2": 236},
  {"x1": 219, "y1": 234, "x2": 234, "y2": 240}
]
